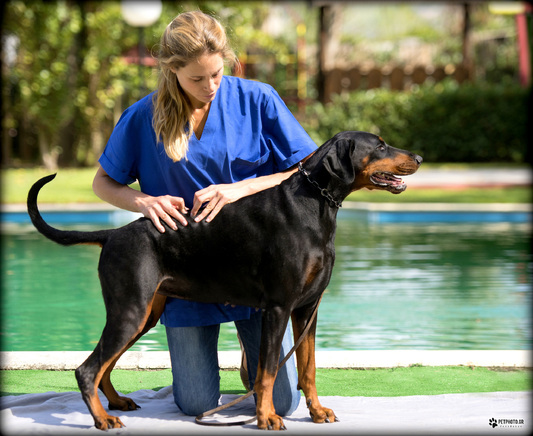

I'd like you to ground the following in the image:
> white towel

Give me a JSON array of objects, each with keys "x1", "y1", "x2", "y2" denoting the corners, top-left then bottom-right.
[{"x1": 1, "y1": 388, "x2": 530, "y2": 435}]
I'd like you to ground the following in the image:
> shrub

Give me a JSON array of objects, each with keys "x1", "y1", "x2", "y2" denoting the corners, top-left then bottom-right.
[{"x1": 302, "y1": 80, "x2": 529, "y2": 163}]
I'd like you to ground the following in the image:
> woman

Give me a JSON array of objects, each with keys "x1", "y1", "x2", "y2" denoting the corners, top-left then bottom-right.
[{"x1": 93, "y1": 11, "x2": 317, "y2": 417}]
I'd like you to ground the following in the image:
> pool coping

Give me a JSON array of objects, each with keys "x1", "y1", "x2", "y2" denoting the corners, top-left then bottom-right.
[
  {"x1": 1, "y1": 350, "x2": 530, "y2": 370},
  {"x1": 2, "y1": 201, "x2": 531, "y2": 227},
  {"x1": 2, "y1": 202, "x2": 532, "y2": 213}
]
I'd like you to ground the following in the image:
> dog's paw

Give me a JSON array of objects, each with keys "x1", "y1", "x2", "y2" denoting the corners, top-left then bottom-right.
[
  {"x1": 108, "y1": 396, "x2": 140, "y2": 411},
  {"x1": 95, "y1": 414, "x2": 125, "y2": 430},
  {"x1": 257, "y1": 413, "x2": 286, "y2": 431},
  {"x1": 307, "y1": 399, "x2": 338, "y2": 424}
]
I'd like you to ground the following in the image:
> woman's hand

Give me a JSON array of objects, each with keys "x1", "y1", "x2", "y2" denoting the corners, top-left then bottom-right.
[
  {"x1": 190, "y1": 181, "x2": 251, "y2": 223},
  {"x1": 93, "y1": 166, "x2": 188, "y2": 234},
  {"x1": 137, "y1": 195, "x2": 189, "y2": 233}
]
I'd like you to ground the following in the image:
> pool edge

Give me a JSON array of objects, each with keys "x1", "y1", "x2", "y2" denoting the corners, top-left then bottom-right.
[{"x1": 1, "y1": 350, "x2": 530, "y2": 370}]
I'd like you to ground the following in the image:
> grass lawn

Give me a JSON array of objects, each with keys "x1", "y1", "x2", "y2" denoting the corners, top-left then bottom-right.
[
  {"x1": 2, "y1": 167, "x2": 116, "y2": 204},
  {"x1": 2, "y1": 166, "x2": 531, "y2": 204},
  {"x1": 1, "y1": 367, "x2": 531, "y2": 398}
]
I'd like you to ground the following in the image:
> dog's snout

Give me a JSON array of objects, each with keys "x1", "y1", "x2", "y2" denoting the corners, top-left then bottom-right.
[{"x1": 413, "y1": 154, "x2": 423, "y2": 166}]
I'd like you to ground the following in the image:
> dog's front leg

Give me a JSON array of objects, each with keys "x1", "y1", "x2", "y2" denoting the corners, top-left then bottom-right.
[
  {"x1": 255, "y1": 307, "x2": 290, "y2": 430},
  {"x1": 291, "y1": 303, "x2": 338, "y2": 424}
]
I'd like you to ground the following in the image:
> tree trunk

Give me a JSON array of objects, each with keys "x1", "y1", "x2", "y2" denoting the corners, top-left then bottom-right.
[{"x1": 38, "y1": 133, "x2": 59, "y2": 171}]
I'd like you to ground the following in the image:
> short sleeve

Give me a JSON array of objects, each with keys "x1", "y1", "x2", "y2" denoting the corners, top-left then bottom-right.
[
  {"x1": 261, "y1": 86, "x2": 317, "y2": 171},
  {"x1": 99, "y1": 95, "x2": 155, "y2": 185}
]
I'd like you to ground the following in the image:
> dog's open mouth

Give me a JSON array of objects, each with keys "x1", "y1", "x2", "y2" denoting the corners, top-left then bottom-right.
[{"x1": 370, "y1": 172, "x2": 407, "y2": 193}]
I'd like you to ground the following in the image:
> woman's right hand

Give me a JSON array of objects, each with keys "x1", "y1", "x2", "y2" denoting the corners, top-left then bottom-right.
[
  {"x1": 93, "y1": 165, "x2": 188, "y2": 234},
  {"x1": 137, "y1": 195, "x2": 189, "y2": 233}
]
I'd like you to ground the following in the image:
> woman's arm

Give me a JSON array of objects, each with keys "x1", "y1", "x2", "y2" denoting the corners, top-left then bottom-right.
[
  {"x1": 190, "y1": 152, "x2": 314, "y2": 223},
  {"x1": 93, "y1": 165, "x2": 189, "y2": 233}
]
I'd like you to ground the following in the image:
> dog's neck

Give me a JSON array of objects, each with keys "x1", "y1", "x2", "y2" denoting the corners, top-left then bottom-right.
[
  {"x1": 298, "y1": 141, "x2": 355, "y2": 208},
  {"x1": 297, "y1": 163, "x2": 342, "y2": 208}
]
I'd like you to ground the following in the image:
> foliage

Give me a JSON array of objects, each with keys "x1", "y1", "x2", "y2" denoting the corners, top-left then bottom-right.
[
  {"x1": 1, "y1": 1, "x2": 300, "y2": 169},
  {"x1": 2, "y1": 2, "x2": 149, "y2": 169},
  {"x1": 1, "y1": 2, "x2": 524, "y2": 168},
  {"x1": 302, "y1": 80, "x2": 529, "y2": 163}
]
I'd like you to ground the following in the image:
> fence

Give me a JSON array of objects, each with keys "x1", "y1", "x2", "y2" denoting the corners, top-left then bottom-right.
[
  {"x1": 236, "y1": 57, "x2": 471, "y2": 107},
  {"x1": 323, "y1": 64, "x2": 471, "y2": 102}
]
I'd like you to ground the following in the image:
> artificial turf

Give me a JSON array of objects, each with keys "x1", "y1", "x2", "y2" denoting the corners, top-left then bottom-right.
[{"x1": 1, "y1": 367, "x2": 530, "y2": 398}]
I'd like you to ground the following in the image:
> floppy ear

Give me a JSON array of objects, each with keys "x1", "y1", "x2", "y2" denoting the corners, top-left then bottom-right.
[{"x1": 322, "y1": 139, "x2": 356, "y2": 185}]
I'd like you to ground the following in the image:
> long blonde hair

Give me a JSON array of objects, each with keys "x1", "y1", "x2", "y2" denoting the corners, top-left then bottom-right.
[{"x1": 153, "y1": 11, "x2": 236, "y2": 161}]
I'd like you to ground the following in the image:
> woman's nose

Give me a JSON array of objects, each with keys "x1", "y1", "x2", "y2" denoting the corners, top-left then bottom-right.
[{"x1": 206, "y1": 79, "x2": 216, "y2": 91}]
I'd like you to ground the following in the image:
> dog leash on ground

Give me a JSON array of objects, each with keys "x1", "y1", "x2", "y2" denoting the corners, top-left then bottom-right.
[{"x1": 195, "y1": 294, "x2": 323, "y2": 427}]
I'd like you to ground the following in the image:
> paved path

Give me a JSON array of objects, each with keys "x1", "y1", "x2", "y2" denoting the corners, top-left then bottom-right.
[{"x1": 406, "y1": 166, "x2": 531, "y2": 188}]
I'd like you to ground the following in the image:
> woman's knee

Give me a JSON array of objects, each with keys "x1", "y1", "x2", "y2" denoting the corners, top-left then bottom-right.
[
  {"x1": 165, "y1": 325, "x2": 221, "y2": 416},
  {"x1": 173, "y1": 384, "x2": 220, "y2": 416},
  {"x1": 271, "y1": 360, "x2": 301, "y2": 416},
  {"x1": 273, "y1": 392, "x2": 301, "y2": 416}
]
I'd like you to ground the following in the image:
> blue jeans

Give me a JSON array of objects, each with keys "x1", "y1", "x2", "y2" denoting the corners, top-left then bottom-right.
[{"x1": 165, "y1": 310, "x2": 300, "y2": 416}]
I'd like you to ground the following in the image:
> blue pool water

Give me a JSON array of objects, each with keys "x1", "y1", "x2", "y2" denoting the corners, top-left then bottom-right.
[{"x1": 1, "y1": 209, "x2": 531, "y2": 351}]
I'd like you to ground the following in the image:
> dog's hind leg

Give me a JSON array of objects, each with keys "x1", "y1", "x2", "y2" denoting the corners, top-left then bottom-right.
[
  {"x1": 75, "y1": 281, "x2": 164, "y2": 430},
  {"x1": 99, "y1": 293, "x2": 167, "y2": 412},
  {"x1": 291, "y1": 300, "x2": 337, "y2": 424}
]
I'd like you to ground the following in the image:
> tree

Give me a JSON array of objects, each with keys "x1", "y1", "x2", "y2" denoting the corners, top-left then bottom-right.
[
  {"x1": 2, "y1": 1, "x2": 302, "y2": 168},
  {"x1": 2, "y1": 1, "x2": 150, "y2": 169}
]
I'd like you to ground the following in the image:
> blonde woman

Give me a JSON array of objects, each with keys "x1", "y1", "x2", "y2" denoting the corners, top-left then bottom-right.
[{"x1": 93, "y1": 11, "x2": 316, "y2": 417}]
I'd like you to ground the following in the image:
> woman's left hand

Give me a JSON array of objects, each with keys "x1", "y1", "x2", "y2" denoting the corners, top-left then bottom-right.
[{"x1": 190, "y1": 181, "x2": 251, "y2": 223}]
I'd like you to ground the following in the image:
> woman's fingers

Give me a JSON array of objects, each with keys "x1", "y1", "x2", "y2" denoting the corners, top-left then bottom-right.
[
  {"x1": 190, "y1": 186, "x2": 212, "y2": 218},
  {"x1": 191, "y1": 185, "x2": 233, "y2": 223},
  {"x1": 194, "y1": 196, "x2": 224, "y2": 223},
  {"x1": 141, "y1": 195, "x2": 189, "y2": 233}
]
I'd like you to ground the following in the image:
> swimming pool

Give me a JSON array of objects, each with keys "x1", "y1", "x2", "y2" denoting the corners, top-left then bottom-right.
[{"x1": 1, "y1": 207, "x2": 531, "y2": 352}]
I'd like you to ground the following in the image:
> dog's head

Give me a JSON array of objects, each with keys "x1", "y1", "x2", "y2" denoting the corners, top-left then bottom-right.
[{"x1": 321, "y1": 131, "x2": 422, "y2": 195}]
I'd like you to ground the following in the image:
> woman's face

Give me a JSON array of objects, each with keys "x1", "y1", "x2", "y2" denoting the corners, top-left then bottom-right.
[{"x1": 173, "y1": 53, "x2": 224, "y2": 109}]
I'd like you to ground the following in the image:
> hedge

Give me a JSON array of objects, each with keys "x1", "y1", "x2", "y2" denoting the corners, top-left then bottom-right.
[{"x1": 301, "y1": 80, "x2": 530, "y2": 163}]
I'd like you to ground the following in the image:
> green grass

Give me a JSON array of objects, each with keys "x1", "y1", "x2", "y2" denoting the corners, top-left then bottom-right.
[
  {"x1": 2, "y1": 168, "x2": 102, "y2": 204},
  {"x1": 1, "y1": 367, "x2": 531, "y2": 397},
  {"x1": 1, "y1": 166, "x2": 531, "y2": 204}
]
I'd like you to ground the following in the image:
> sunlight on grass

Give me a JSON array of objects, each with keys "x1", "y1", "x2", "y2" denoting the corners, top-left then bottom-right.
[{"x1": 1, "y1": 166, "x2": 531, "y2": 204}]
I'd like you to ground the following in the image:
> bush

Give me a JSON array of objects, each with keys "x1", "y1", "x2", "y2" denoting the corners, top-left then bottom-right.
[{"x1": 302, "y1": 80, "x2": 529, "y2": 163}]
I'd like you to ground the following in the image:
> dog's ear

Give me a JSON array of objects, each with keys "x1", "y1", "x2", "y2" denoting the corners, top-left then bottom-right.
[{"x1": 323, "y1": 138, "x2": 356, "y2": 185}]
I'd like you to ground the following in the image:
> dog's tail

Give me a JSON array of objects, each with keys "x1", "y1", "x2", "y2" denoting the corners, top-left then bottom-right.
[{"x1": 27, "y1": 174, "x2": 112, "y2": 247}]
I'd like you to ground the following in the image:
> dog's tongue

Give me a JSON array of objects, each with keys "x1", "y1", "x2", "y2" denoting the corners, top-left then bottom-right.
[{"x1": 393, "y1": 178, "x2": 407, "y2": 191}]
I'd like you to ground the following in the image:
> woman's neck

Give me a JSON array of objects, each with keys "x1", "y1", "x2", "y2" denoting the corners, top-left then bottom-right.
[{"x1": 191, "y1": 102, "x2": 211, "y2": 139}]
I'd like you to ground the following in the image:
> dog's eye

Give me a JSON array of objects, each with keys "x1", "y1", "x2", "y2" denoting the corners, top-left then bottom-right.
[{"x1": 377, "y1": 144, "x2": 386, "y2": 151}]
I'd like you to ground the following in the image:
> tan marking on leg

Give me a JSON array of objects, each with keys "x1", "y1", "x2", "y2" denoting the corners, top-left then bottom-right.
[
  {"x1": 84, "y1": 289, "x2": 167, "y2": 429},
  {"x1": 255, "y1": 363, "x2": 286, "y2": 430},
  {"x1": 292, "y1": 313, "x2": 337, "y2": 424},
  {"x1": 100, "y1": 293, "x2": 167, "y2": 411}
]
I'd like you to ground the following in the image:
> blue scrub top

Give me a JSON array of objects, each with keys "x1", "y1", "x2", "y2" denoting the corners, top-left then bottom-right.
[{"x1": 99, "y1": 75, "x2": 317, "y2": 327}]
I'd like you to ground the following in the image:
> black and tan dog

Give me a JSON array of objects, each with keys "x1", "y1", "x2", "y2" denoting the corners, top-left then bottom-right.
[{"x1": 27, "y1": 131, "x2": 422, "y2": 431}]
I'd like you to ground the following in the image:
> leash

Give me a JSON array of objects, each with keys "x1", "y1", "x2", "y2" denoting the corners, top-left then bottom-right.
[
  {"x1": 195, "y1": 295, "x2": 323, "y2": 426},
  {"x1": 298, "y1": 163, "x2": 342, "y2": 209}
]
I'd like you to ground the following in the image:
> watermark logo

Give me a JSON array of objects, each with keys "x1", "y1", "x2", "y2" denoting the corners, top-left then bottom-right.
[{"x1": 489, "y1": 417, "x2": 525, "y2": 429}]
